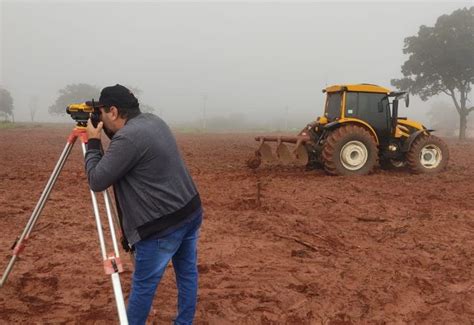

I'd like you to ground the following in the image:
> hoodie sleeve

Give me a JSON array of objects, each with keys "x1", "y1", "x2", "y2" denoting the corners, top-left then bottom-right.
[{"x1": 85, "y1": 135, "x2": 140, "y2": 192}]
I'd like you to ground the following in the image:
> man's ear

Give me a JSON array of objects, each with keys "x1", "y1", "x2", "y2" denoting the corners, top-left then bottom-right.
[{"x1": 110, "y1": 106, "x2": 119, "y2": 120}]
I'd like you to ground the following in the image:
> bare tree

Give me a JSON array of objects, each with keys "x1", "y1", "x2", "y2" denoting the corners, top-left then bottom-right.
[{"x1": 29, "y1": 95, "x2": 39, "y2": 122}]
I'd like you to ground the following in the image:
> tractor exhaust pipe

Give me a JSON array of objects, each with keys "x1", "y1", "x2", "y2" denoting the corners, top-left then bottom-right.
[{"x1": 392, "y1": 99, "x2": 399, "y2": 137}]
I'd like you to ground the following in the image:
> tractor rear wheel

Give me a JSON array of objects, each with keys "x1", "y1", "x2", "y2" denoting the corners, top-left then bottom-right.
[
  {"x1": 406, "y1": 135, "x2": 449, "y2": 174},
  {"x1": 322, "y1": 124, "x2": 378, "y2": 176}
]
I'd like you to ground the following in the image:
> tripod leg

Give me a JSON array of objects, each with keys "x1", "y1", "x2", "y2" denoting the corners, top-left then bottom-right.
[
  {"x1": 103, "y1": 191, "x2": 130, "y2": 323},
  {"x1": 80, "y1": 142, "x2": 128, "y2": 325},
  {"x1": 103, "y1": 191, "x2": 121, "y2": 258},
  {"x1": 1, "y1": 140, "x2": 76, "y2": 288},
  {"x1": 104, "y1": 189, "x2": 135, "y2": 267}
]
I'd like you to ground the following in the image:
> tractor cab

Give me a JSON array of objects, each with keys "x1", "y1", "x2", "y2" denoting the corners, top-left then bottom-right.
[{"x1": 323, "y1": 84, "x2": 409, "y2": 147}]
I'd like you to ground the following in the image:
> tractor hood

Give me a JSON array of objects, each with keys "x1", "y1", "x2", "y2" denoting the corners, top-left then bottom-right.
[
  {"x1": 397, "y1": 118, "x2": 425, "y2": 131},
  {"x1": 395, "y1": 118, "x2": 427, "y2": 138}
]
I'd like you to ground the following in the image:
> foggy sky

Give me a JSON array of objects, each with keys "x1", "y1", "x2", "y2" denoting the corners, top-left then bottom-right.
[{"x1": 0, "y1": 1, "x2": 470, "y2": 126}]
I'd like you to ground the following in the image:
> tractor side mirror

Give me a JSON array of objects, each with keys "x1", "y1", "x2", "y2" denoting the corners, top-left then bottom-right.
[
  {"x1": 377, "y1": 101, "x2": 384, "y2": 113},
  {"x1": 405, "y1": 93, "x2": 410, "y2": 107}
]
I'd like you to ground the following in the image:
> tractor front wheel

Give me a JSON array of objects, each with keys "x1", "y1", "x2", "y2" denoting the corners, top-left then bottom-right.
[
  {"x1": 406, "y1": 135, "x2": 449, "y2": 174},
  {"x1": 322, "y1": 125, "x2": 378, "y2": 176}
]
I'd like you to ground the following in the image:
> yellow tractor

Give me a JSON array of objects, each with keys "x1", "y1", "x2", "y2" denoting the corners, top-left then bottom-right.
[{"x1": 248, "y1": 84, "x2": 449, "y2": 175}]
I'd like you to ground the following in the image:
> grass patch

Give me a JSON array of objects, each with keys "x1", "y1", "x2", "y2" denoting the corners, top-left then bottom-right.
[
  {"x1": 0, "y1": 121, "x2": 18, "y2": 129},
  {"x1": 0, "y1": 122, "x2": 74, "y2": 130}
]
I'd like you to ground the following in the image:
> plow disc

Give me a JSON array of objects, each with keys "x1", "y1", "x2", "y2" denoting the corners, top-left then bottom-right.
[
  {"x1": 247, "y1": 135, "x2": 310, "y2": 169},
  {"x1": 258, "y1": 142, "x2": 275, "y2": 162}
]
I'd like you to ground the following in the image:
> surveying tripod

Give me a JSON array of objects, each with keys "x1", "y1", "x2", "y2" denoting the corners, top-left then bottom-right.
[{"x1": 0, "y1": 125, "x2": 129, "y2": 324}]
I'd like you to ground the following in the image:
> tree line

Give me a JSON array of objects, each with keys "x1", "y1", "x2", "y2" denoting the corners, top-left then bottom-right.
[
  {"x1": 1, "y1": 7, "x2": 473, "y2": 138},
  {"x1": 47, "y1": 84, "x2": 156, "y2": 116},
  {"x1": 0, "y1": 83, "x2": 157, "y2": 123}
]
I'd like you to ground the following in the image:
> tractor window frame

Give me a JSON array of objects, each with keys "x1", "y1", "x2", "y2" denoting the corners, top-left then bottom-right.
[
  {"x1": 344, "y1": 91, "x2": 389, "y2": 118},
  {"x1": 345, "y1": 91, "x2": 391, "y2": 142},
  {"x1": 326, "y1": 92, "x2": 342, "y2": 121},
  {"x1": 345, "y1": 92, "x2": 358, "y2": 117},
  {"x1": 357, "y1": 92, "x2": 387, "y2": 117}
]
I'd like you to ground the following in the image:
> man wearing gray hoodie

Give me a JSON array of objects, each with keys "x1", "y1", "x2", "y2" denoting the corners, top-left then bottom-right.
[{"x1": 85, "y1": 84, "x2": 202, "y2": 325}]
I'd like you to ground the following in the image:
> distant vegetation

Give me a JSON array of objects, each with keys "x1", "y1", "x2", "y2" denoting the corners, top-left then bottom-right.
[
  {"x1": 48, "y1": 83, "x2": 101, "y2": 115},
  {"x1": 0, "y1": 87, "x2": 14, "y2": 122},
  {"x1": 392, "y1": 7, "x2": 474, "y2": 140},
  {"x1": 428, "y1": 101, "x2": 474, "y2": 138},
  {"x1": 48, "y1": 83, "x2": 156, "y2": 116},
  {"x1": 0, "y1": 121, "x2": 16, "y2": 129},
  {"x1": 173, "y1": 113, "x2": 309, "y2": 133}
]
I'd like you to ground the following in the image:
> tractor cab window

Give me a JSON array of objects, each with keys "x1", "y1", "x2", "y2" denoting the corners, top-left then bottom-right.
[
  {"x1": 345, "y1": 92, "x2": 358, "y2": 117},
  {"x1": 344, "y1": 92, "x2": 388, "y2": 118},
  {"x1": 345, "y1": 92, "x2": 390, "y2": 143},
  {"x1": 358, "y1": 93, "x2": 386, "y2": 117},
  {"x1": 326, "y1": 92, "x2": 342, "y2": 121}
]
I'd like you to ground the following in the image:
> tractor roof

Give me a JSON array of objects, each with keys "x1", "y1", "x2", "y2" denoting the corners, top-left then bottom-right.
[{"x1": 324, "y1": 84, "x2": 391, "y2": 94}]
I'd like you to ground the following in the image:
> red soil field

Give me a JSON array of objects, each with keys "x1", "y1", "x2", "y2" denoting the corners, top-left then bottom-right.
[{"x1": 0, "y1": 125, "x2": 473, "y2": 324}]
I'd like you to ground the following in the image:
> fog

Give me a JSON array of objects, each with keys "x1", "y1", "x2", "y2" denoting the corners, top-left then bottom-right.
[{"x1": 0, "y1": 1, "x2": 469, "y2": 129}]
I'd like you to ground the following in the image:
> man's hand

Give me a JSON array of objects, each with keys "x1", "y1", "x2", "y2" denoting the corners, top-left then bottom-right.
[{"x1": 87, "y1": 117, "x2": 104, "y2": 140}]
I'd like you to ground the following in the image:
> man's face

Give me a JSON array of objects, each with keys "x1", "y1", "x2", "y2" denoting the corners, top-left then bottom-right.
[
  {"x1": 98, "y1": 105, "x2": 127, "y2": 138},
  {"x1": 99, "y1": 106, "x2": 117, "y2": 135}
]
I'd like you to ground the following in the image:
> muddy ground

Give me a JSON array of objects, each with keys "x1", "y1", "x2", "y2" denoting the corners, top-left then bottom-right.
[{"x1": 0, "y1": 125, "x2": 473, "y2": 324}]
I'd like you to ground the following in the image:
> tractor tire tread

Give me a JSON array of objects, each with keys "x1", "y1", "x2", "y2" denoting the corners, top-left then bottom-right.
[
  {"x1": 406, "y1": 134, "x2": 449, "y2": 174},
  {"x1": 322, "y1": 124, "x2": 378, "y2": 176}
]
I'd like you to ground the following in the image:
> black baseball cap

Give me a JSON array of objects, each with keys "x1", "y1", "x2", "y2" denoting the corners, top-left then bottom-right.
[{"x1": 98, "y1": 84, "x2": 139, "y2": 109}]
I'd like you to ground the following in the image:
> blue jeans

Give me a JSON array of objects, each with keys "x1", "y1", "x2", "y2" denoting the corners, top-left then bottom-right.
[{"x1": 127, "y1": 213, "x2": 202, "y2": 325}]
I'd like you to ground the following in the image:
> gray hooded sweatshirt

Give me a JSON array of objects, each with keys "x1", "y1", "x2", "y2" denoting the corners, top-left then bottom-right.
[{"x1": 85, "y1": 113, "x2": 201, "y2": 246}]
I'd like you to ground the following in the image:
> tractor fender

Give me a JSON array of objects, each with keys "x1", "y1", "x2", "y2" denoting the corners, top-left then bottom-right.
[
  {"x1": 401, "y1": 129, "x2": 433, "y2": 152},
  {"x1": 323, "y1": 119, "x2": 379, "y2": 145}
]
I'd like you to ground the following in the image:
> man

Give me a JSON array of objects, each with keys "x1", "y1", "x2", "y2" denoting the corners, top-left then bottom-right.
[{"x1": 85, "y1": 84, "x2": 202, "y2": 325}]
